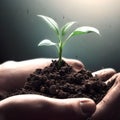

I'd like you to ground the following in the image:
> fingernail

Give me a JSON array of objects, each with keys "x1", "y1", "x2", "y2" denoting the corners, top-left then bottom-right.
[
  {"x1": 80, "y1": 99, "x2": 96, "y2": 116},
  {"x1": 73, "y1": 62, "x2": 84, "y2": 71}
]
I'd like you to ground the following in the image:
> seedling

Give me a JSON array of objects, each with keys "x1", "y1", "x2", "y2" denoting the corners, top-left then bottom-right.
[{"x1": 37, "y1": 15, "x2": 100, "y2": 67}]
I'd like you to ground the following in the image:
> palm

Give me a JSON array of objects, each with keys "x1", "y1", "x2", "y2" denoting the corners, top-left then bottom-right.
[{"x1": 0, "y1": 58, "x2": 118, "y2": 120}]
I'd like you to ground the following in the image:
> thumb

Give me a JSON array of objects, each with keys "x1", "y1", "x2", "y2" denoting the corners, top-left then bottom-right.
[
  {"x1": 41, "y1": 97, "x2": 96, "y2": 120},
  {"x1": 27, "y1": 96, "x2": 96, "y2": 120},
  {"x1": 59, "y1": 98, "x2": 96, "y2": 120},
  {"x1": 0, "y1": 95, "x2": 96, "y2": 120}
]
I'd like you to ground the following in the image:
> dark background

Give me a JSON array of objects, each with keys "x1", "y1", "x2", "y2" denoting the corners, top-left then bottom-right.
[{"x1": 0, "y1": 0, "x2": 120, "y2": 71}]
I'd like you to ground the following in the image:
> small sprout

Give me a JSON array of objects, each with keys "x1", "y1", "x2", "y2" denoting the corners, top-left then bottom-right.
[{"x1": 37, "y1": 15, "x2": 100, "y2": 67}]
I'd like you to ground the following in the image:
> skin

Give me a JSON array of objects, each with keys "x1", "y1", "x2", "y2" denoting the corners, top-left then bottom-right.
[
  {"x1": 91, "y1": 73, "x2": 120, "y2": 120},
  {"x1": 0, "y1": 58, "x2": 118, "y2": 120}
]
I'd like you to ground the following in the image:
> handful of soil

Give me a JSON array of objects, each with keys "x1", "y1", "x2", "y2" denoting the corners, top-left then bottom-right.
[{"x1": 0, "y1": 60, "x2": 112, "y2": 103}]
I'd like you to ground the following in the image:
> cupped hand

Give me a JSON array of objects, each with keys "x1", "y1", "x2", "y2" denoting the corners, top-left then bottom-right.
[
  {"x1": 0, "y1": 58, "x2": 96, "y2": 120},
  {"x1": 0, "y1": 58, "x2": 84, "y2": 91},
  {"x1": 0, "y1": 58, "x2": 118, "y2": 120}
]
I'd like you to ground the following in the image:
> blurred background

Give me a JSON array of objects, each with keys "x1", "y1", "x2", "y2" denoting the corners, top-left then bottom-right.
[{"x1": 0, "y1": 0, "x2": 120, "y2": 71}]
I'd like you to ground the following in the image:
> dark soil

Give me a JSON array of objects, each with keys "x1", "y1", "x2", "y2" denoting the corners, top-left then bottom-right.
[{"x1": 0, "y1": 60, "x2": 113, "y2": 103}]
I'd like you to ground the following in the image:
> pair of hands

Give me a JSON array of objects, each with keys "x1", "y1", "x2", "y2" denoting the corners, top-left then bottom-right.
[{"x1": 0, "y1": 58, "x2": 119, "y2": 120}]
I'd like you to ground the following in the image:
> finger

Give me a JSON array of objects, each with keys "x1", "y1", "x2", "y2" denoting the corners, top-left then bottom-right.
[
  {"x1": 0, "y1": 95, "x2": 96, "y2": 120},
  {"x1": 91, "y1": 73, "x2": 120, "y2": 120},
  {"x1": 92, "y1": 68, "x2": 116, "y2": 81},
  {"x1": 105, "y1": 73, "x2": 119, "y2": 85},
  {"x1": 63, "y1": 58, "x2": 84, "y2": 71}
]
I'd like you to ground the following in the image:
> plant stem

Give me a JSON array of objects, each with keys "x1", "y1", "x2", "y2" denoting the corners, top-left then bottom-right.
[{"x1": 58, "y1": 42, "x2": 62, "y2": 67}]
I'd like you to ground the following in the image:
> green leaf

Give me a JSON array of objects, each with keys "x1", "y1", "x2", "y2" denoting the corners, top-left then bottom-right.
[
  {"x1": 67, "y1": 26, "x2": 100, "y2": 40},
  {"x1": 37, "y1": 15, "x2": 59, "y2": 35},
  {"x1": 38, "y1": 39, "x2": 57, "y2": 46},
  {"x1": 61, "y1": 21, "x2": 76, "y2": 36}
]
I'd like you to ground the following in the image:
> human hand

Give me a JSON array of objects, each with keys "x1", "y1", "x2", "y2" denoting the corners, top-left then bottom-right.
[
  {"x1": 91, "y1": 71, "x2": 120, "y2": 120},
  {"x1": 0, "y1": 58, "x2": 117, "y2": 120},
  {"x1": 0, "y1": 58, "x2": 95, "y2": 120},
  {"x1": 0, "y1": 58, "x2": 84, "y2": 91},
  {"x1": 0, "y1": 95, "x2": 96, "y2": 120}
]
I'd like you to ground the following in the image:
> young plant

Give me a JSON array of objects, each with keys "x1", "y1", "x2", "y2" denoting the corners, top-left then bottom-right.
[{"x1": 37, "y1": 15, "x2": 100, "y2": 67}]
